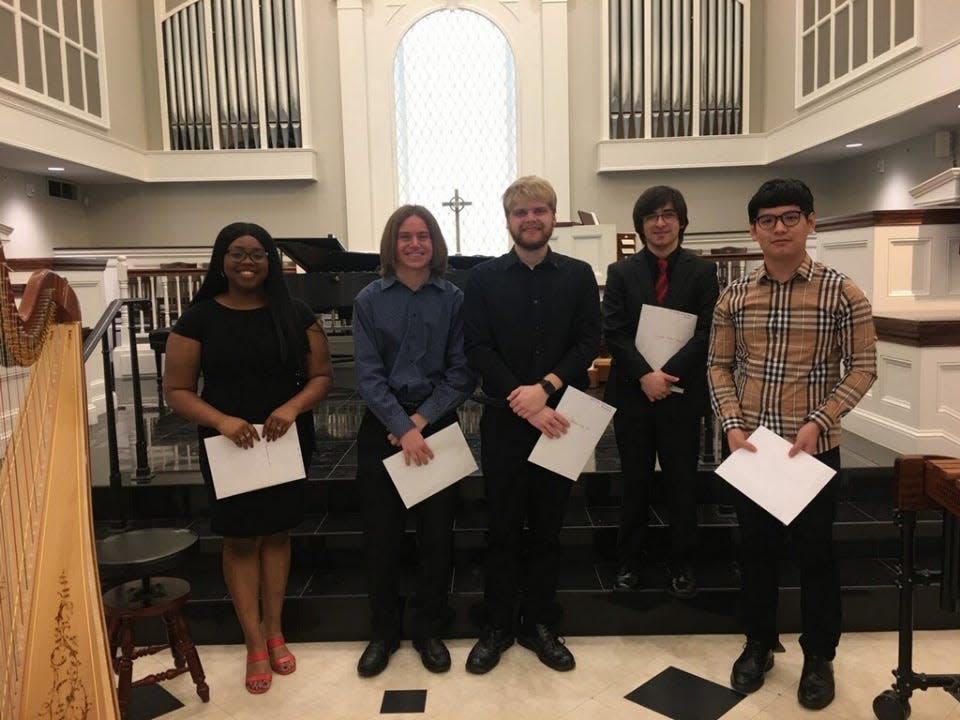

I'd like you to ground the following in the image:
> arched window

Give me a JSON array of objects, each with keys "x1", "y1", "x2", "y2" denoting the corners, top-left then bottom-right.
[{"x1": 394, "y1": 9, "x2": 516, "y2": 257}]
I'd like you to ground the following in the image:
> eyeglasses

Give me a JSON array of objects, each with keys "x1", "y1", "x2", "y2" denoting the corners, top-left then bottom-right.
[
  {"x1": 755, "y1": 211, "x2": 804, "y2": 230},
  {"x1": 226, "y1": 248, "x2": 268, "y2": 263},
  {"x1": 642, "y1": 210, "x2": 679, "y2": 225}
]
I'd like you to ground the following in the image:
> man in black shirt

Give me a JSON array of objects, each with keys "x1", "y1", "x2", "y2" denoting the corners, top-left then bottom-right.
[{"x1": 463, "y1": 176, "x2": 601, "y2": 674}]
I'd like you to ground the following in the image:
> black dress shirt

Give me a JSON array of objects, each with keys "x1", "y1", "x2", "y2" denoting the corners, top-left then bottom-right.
[{"x1": 463, "y1": 248, "x2": 601, "y2": 401}]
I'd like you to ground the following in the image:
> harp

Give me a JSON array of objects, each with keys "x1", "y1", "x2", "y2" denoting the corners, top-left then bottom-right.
[{"x1": 0, "y1": 246, "x2": 120, "y2": 718}]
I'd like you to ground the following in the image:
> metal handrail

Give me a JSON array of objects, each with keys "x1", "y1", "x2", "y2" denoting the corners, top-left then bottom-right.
[{"x1": 84, "y1": 298, "x2": 156, "y2": 527}]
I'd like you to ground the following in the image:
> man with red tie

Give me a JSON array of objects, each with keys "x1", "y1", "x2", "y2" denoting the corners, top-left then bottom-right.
[{"x1": 602, "y1": 186, "x2": 719, "y2": 596}]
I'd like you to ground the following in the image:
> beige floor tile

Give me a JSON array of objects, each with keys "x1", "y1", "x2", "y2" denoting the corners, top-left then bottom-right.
[
  {"x1": 559, "y1": 697, "x2": 671, "y2": 719},
  {"x1": 147, "y1": 630, "x2": 960, "y2": 720}
]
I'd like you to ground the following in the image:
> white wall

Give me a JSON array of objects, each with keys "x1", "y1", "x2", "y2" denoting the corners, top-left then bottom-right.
[
  {"x1": 820, "y1": 131, "x2": 959, "y2": 213},
  {"x1": 77, "y1": 0, "x2": 349, "y2": 249},
  {"x1": 0, "y1": 168, "x2": 91, "y2": 257}
]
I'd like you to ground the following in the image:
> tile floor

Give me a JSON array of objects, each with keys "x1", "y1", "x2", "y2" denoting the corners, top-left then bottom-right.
[{"x1": 130, "y1": 630, "x2": 960, "y2": 720}]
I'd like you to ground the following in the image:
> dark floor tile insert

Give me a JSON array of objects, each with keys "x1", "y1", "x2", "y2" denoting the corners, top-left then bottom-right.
[
  {"x1": 380, "y1": 689, "x2": 427, "y2": 714},
  {"x1": 624, "y1": 666, "x2": 744, "y2": 720},
  {"x1": 127, "y1": 683, "x2": 185, "y2": 720}
]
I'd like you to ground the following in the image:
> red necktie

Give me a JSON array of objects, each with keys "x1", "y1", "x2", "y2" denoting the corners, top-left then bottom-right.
[{"x1": 655, "y1": 257, "x2": 669, "y2": 305}]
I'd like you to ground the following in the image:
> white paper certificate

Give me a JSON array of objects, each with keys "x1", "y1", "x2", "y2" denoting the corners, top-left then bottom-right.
[
  {"x1": 528, "y1": 386, "x2": 616, "y2": 482},
  {"x1": 714, "y1": 425, "x2": 837, "y2": 526},
  {"x1": 383, "y1": 423, "x2": 478, "y2": 509},
  {"x1": 634, "y1": 304, "x2": 698, "y2": 371},
  {"x1": 204, "y1": 425, "x2": 306, "y2": 499}
]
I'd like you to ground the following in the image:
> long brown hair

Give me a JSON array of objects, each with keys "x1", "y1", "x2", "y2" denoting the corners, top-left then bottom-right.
[{"x1": 378, "y1": 205, "x2": 449, "y2": 277}]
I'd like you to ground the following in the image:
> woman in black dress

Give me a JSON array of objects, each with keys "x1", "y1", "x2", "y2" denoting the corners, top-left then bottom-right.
[{"x1": 164, "y1": 222, "x2": 332, "y2": 694}]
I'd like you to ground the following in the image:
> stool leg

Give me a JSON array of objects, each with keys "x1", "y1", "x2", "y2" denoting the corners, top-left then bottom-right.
[
  {"x1": 106, "y1": 614, "x2": 121, "y2": 674},
  {"x1": 162, "y1": 611, "x2": 186, "y2": 669},
  {"x1": 172, "y1": 609, "x2": 209, "y2": 702},
  {"x1": 117, "y1": 618, "x2": 136, "y2": 720}
]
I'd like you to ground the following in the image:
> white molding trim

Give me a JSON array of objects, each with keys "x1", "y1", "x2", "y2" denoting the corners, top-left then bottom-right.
[
  {"x1": 0, "y1": 222, "x2": 12, "y2": 243},
  {"x1": 910, "y1": 168, "x2": 960, "y2": 208},
  {"x1": 597, "y1": 133, "x2": 767, "y2": 172},
  {"x1": 598, "y1": 35, "x2": 960, "y2": 172},
  {"x1": 821, "y1": 238, "x2": 869, "y2": 249},
  {"x1": 142, "y1": 149, "x2": 318, "y2": 182},
  {"x1": 0, "y1": 96, "x2": 319, "y2": 183},
  {"x1": 845, "y1": 407, "x2": 960, "y2": 458},
  {"x1": 336, "y1": 0, "x2": 569, "y2": 249}
]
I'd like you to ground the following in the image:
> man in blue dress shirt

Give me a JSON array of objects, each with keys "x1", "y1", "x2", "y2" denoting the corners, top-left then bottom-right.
[
  {"x1": 352, "y1": 205, "x2": 474, "y2": 677},
  {"x1": 463, "y1": 176, "x2": 601, "y2": 674}
]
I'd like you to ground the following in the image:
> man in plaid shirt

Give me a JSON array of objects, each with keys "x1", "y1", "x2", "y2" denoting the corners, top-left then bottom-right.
[{"x1": 708, "y1": 178, "x2": 877, "y2": 711}]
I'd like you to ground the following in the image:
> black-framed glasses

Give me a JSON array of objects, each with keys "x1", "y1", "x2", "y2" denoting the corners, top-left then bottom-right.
[
  {"x1": 226, "y1": 248, "x2": 268, "y2": 262},
  {"x1": 642, "y1": 210, "x2": 679, "y2": 225},
  {"x1": 755, "y1": 211, "x2": 804, "y2": 230}
]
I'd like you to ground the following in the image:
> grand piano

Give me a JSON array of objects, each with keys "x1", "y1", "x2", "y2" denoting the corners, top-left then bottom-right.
[{"x1": 275, "y1": 236, "x2": 490, "y2": 363}]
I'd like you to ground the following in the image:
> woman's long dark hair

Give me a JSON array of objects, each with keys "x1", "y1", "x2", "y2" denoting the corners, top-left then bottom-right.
[{"x1": 192, "y1": 222, "x2": 307, "y2": 374}]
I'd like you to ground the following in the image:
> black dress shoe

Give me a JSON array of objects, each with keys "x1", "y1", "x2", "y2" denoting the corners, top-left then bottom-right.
[
  {"x1": 614, "y1": 565, "x2": 641, "y2": 590},
  {"x1": 669, "y1": 565, "x2": 698, "y2": 599},
  {"x1": 798, "y1": 655, "x2": 835, "y2": 710},
  {"x1": 413, "y1": 637, "x2": 451, "y2": 673},
  {"x1": 357, "y1": 638, "x2": 399, "y2": 677},
  {"x1": 465, "y1": 628, "x2": 514, "y2": 675},
  {"x1": 517, "y1": 624, "x2": 576, "y2": 671},
  {"x1": 730, "y1": 641, "x2": 774, "y2": 693}
]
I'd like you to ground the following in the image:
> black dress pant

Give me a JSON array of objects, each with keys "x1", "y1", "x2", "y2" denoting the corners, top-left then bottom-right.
[
  {"x1": 732, "y1": 446, "x2": 842, "y2": 659},
  {"x1": 357, "y1": 409, "x2": 458, "y2": 641},
  {"x1": 613, "y1": 392, "x2": 700, "y2": 568},
  {"x1": 480, "y1": 407, "x2": 573, "y2": 633}
]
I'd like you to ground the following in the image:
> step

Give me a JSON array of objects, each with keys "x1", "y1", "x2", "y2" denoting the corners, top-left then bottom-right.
[{"x1": 116, "y1": 546, "x2": 960, "y2": 645}]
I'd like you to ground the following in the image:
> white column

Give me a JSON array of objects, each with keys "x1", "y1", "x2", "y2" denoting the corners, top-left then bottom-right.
[
  {"x1": 541, "y1": 0, "x2": 571, "y2": 220},
  {"x1": 336, "y1": 0, "x2": 374, "y2": 250}
]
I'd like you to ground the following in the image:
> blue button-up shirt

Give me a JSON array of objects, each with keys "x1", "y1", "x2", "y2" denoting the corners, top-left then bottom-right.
[{"x1": 353, "y1": 274, "x2": 475, "y2": 438}]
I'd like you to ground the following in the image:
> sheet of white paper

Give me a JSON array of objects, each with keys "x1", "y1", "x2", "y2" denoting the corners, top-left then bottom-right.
[
  {"x1": 528, "y1": 386, "x2": 616, "y2": 482},
  {"x1": 634, "y1": 304, "x2": 698, "y2": 372},
  {"x1": 383, "y1": 423, "x2": 478, "y2": 509},
  {"x1": 714, "y1": 425, "x2": 837, "y2": 526},
  {"x1": 204, "y1": 425, "x2": 305, "y2": 500}
]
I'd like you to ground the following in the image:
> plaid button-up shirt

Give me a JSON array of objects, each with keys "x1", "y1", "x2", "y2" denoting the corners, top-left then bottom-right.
[{"x1": 707, "y1": 254, "x2": 877, "y2": 454}]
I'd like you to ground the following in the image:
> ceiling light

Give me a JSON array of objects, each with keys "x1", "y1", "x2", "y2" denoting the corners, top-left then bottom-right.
[
  {"x1": 48, "y1": 166, "x2": 65, "y2": 172},
  {"x1": 845, "y1": 143, "x2": 863, "y2": 148}
]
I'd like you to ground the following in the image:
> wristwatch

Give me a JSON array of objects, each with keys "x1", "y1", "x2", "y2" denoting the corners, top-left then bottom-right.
[{"x1": 538, "y1": 378, "x2": 558, "y2": 396}]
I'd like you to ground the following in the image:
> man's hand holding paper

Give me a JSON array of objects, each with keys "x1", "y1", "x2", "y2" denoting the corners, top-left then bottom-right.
[
  {"x1": 382, "y1": 423, "x2": 478, "y2": 509},
  {"x1": 714, "y1": 425, "x2": 837, "y2": 526},
  {"x1": 528, "y1": 387, "x2": 615, "y2": 481},
  {"x1": 634, "y1": 304, "x2": 697, "y2": 372},
  {"x1": 527, "y1": 406, "x2": 570, "y2": 438}
]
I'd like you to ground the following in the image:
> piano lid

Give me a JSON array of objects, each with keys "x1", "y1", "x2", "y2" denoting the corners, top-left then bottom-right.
[
  {"x1": 275, "y1": 236, "x2": 379, "y2": 273},
  {"x1": 275, "y1": 236, "x2": 491, "y2": 273}
]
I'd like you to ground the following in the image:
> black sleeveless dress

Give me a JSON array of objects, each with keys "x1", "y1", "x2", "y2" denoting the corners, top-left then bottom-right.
[{"x1": 172, "y1": 299, "x2": 316, "y2": 537}]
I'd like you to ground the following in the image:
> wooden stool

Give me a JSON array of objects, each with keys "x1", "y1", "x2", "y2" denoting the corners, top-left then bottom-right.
[{"x1": 97, "y1": 529, "x2": 209, "y2": 719}]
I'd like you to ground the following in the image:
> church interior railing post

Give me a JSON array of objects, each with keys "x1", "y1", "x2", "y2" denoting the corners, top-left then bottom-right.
[{"x1": 126, "y1": 299, "x2": 155, "y2": 484}]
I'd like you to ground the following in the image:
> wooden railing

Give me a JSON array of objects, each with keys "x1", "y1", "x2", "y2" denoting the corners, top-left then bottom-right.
[{"x1": 127, "y1": 266, "x2": 206, "y2": 336}]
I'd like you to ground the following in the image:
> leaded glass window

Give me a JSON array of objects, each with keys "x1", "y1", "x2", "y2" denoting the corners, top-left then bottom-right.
[{"x1": 394, "y1": 9, "x2": 517, "y2": 257}]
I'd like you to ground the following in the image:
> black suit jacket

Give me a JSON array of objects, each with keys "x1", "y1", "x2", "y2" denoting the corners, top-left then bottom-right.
[{"x1": 602, "y1": 247, "x2": 720, "y2": 411}]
